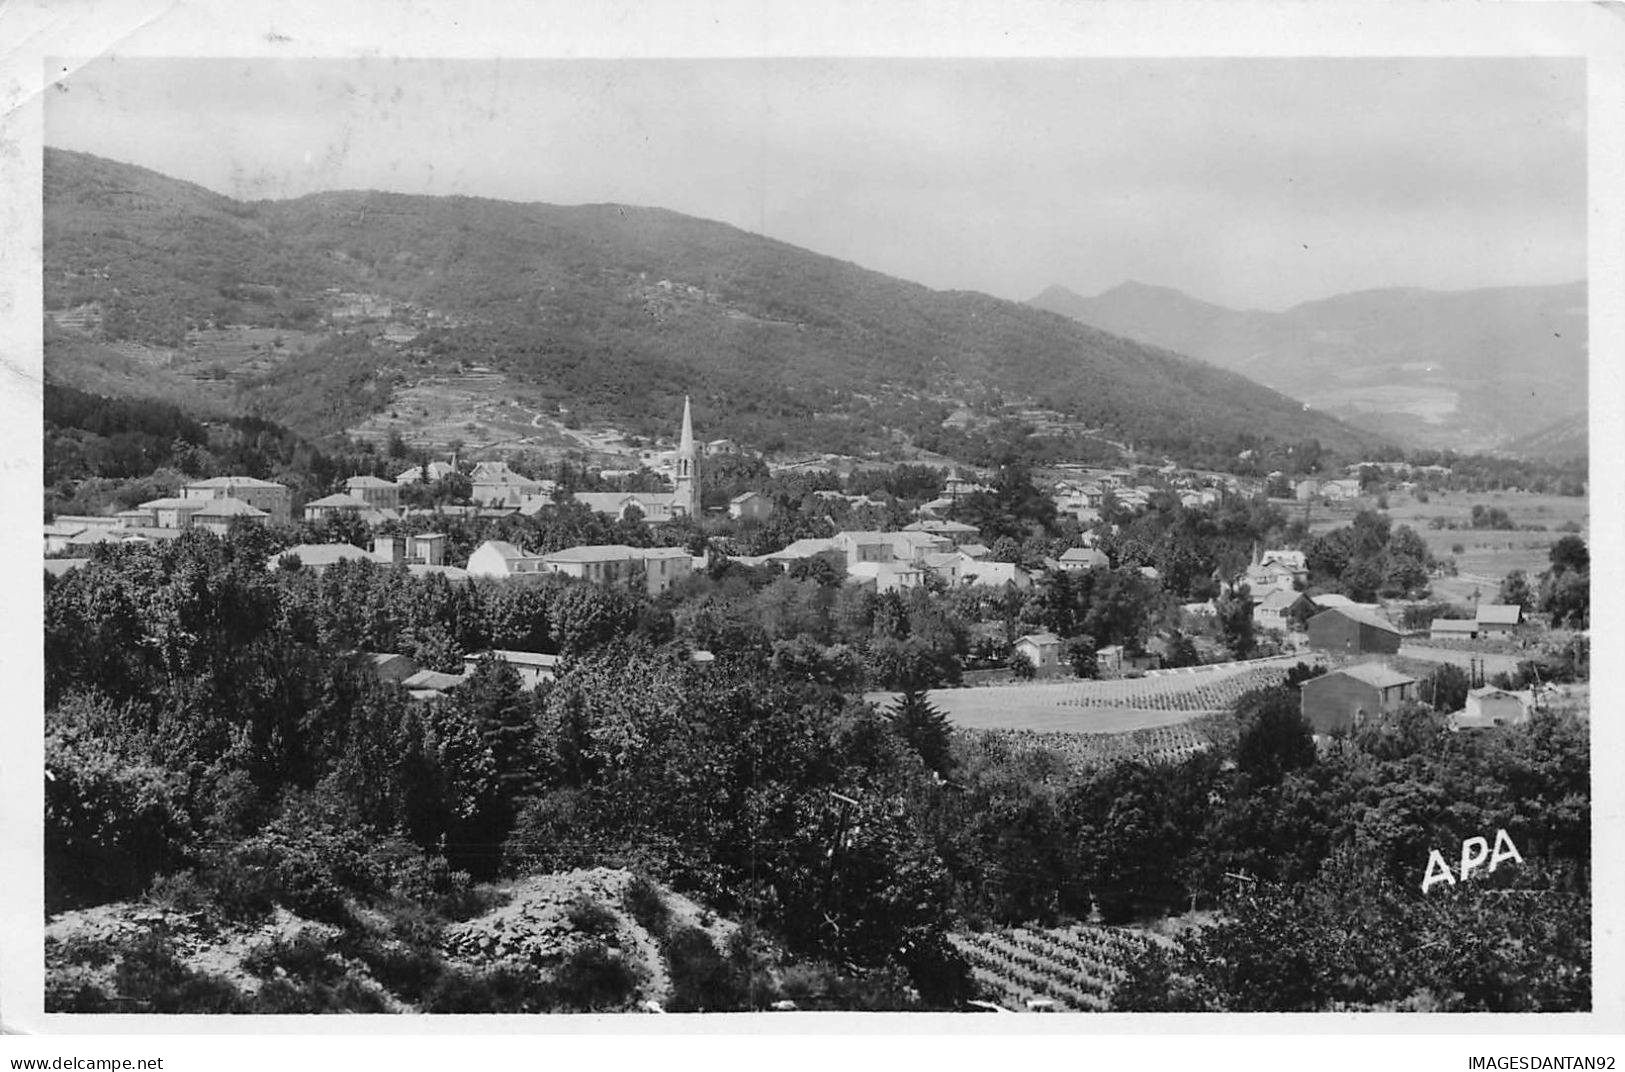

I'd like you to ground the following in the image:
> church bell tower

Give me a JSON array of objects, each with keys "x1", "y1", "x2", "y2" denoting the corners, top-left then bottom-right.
[{"x1": 674, "y1": 395, "x2": 700, "y2": 517}]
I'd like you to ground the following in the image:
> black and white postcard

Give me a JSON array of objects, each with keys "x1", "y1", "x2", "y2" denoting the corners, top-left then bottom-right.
[{"x1": 3, "y1": 1, "x2": 1621, "y2": 1066}]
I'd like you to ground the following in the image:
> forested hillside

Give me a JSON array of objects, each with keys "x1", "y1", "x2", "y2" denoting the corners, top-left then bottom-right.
[{"x1": 44, "y1": 148, "x2": 1381, "y2": 467}]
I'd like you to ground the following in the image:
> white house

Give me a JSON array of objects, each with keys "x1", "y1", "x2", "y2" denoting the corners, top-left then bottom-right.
[
  {"x1": 1058, "y1": 546, "x2": 1109, "y2": 571},
  {"x1": 1014, "y1": 632, "x2": 1063, "y2": 673},
  {"x1": 463, "y1": 649, "x2": 562, "y2": 690},
  {"x1": 466, "y1": 540, "x2": 551, "y2": 580},
  {"x1": 543, "y1": 544, "x2": 695, "y2": 596}
]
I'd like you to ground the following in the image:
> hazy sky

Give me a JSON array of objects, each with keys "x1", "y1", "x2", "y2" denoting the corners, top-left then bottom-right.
[{"x1": 46, "y1": 56, "x2": 1585, "y2": 310}]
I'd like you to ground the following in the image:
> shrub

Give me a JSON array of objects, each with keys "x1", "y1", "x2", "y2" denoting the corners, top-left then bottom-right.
[
  {"x1": 110, "y1": 930, "x2": 248, "y2": 1014},
  {"x1": 565, "y1": 895, "x2": 619, "y2": 939},
  {"x1": 423, "y1": 965, "x2": 545, "y2": 1013},
  {"x1": 206, "y1": 810, "x2": 383, "y2": 924},
  {"x1": 621, "y1": 875, "x2": 671, "y2": 937},
  {"x1": 45, "y1": 714, "x2": 193, "y2": 911},
  {"x1": 548, "y1": 941, "x2": 641, "y2": 1012},
  {"x1": 665, "y1": 925, "x2": 746, "y2": 1012},
  {"x1": 243, "y1": 929, "x2": 390, "y2": 1013}
]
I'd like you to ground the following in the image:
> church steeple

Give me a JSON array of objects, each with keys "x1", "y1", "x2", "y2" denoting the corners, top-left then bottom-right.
[{"x1": 674, "y1": 395, "x2": 700, "y2": 517}]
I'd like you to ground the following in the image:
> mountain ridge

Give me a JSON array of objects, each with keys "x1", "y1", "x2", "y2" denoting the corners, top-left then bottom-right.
[
  {"x1": 44, "y1": 147, "x2": 1384, "y2": 470},
  {"x1": 1030, "y1": 278, "x2": 1586, "y2": 457}
]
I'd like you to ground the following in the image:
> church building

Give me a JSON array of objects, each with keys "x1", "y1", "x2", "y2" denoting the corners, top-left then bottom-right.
[{"x1": 572, "y1": 396, "x2": 702, "y2": 522}]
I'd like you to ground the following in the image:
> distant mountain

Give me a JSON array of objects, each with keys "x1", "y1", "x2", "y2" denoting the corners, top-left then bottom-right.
[
  {"x1": 44, "y1": 148, "x2": 1383, "y2": 467},
  {"x1": 1498, "y1": 414, "x2": 1588, "y2": 464},
  {"x1": 1031, "y1": 280, "x2": 1587, "y2": 457}
]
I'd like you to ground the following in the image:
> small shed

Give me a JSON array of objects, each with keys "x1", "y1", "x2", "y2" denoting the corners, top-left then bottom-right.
[
  {"x1": 1429, "y1": 619, "x2": 1479, "y2": 641},
  {"x1": 1450, "y1": 686, "x2": 1532, "y2": 731},
  {"x1": 728, "y1": 491, "x2": 774, "y2": 522},
  {"x1": 1475, "y1": 604, "x2": 1524, "y2": 637}
]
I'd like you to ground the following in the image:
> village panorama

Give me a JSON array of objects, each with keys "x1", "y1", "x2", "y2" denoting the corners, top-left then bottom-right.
[{"x1": 39, "y1": 144, "x2": 1590, "y2": 1015}]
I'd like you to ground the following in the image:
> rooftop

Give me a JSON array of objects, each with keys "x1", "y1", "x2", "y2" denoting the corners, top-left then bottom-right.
[
  {"x1": 136, "y1": 497, "x2": 205, "y2": 511},
  {"x1": 473, "y1": 540, "x2": 538, "y2": 562},
  {"x1": 468, "y1": 650, "x2": 563, "y2": 668},
  {"x1": 1430, "y1": 619, "x2": 1479, "y2": 633},
  {"x1": 544, "y1": 544, "x2": 643, "y2": 563},
  {"x1": 1332, "y1": 662, "x2": 1417, "y2": 690},
  {"x1": 271, "y1": 543, "x2": 376, "y2": 568},
  {"x1": 306, "y1": 492, "x2": 373, "y2": 509},
  {"x1": 345, "y1": 475, "x2": 398, "y2": 489},
  {"x1": 191, "y1": 497, "x2": 268, "y2": 518},
  {"x1": 185, "y1": 476, "x2": 286, "y2": 489},
  {"x1": 1476, "y1": 604, "x2": 1524, "y2": 625},
  {"x1": 1314, "y1": 604, "x2": 1401, "y2": 635}
]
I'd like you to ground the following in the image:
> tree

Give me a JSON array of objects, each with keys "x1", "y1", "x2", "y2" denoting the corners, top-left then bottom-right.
[
  {"x1": 1497, "y1": 570, "x2": 1533, "y2": 611},
  {"x1": 1418, "y1": 664, "x2": 1470, "y2": 713},
  {"x1": 1214, "y1": 585, "x2": 1256, "y2": 660},
  {"x1": 1066, "y1": 635, "x2": 1098, "y2": 679},
  {"x1": 1549, "y1": 535, "x2": 1589, "y2": 575},
  {"x1": 1232, "y1": 686, "x2": 1315, "y2": 788},
  {"x1": 888, "y1": 689, "x2": 953, "y2": 773},
  {"x1": 1539, "y1": 569, "x2": 1589, "y2": 629}
]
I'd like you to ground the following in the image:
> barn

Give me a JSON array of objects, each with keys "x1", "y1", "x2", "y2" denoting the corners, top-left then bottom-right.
[
  {"x1": 1307, "y1": 605, "x2": 1403, "y2": 655},
  {"x1": 1299, "y1": 662, "x2": 1418, "y2": 735}
]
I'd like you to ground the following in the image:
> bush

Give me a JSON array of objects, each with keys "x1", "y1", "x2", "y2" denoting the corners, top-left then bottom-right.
[
  {"x1": 621, "y1": 875, "x2": 671, "y2": 937},
  {"x1": 423, "y1": 965, "x2": 545, "y2": 1013},
  {"x1": 243, "y1": 929, "x2": 391, "y2": 1013},
  {"x1": 548, "y1": 941, "x2": 641, "y2": 1012},
  {"x1": 205, "y1": 809, "x2": 383, "y2": 924},
  {"x1": 665, "y1": 925, "x2": 745, "y2": 1012},
  {"x1": 45, "y1": 712, "x2": 193, "y2": 911},
  {"x1": 109, "y1": 930, "x2": 248, "y2": 1014},
  {"x1": 565, "y1": 895, "x2": 619, "y2": 939}
]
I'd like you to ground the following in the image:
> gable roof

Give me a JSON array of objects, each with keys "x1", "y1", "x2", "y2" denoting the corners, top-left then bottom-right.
[
  {"x1": 306, "y1": 492, "x2": 372, "y2": 509},
  {"x1": 1430, "y1": 618, "x2": 1478, "y2": 633},
  {"x1": 401, "y1": 669, "x2": 466, "y2": 691},
  {"x1": 1017, "y1": 632, "x2": 1062, "y2": 647},
  {"x1": 1476, "y1": 603, "x2": 1523, "y2": 625},
  {"x1": 191, "y1": 497, "x2": 268, "y2": 518},
  {"x1": 1257, "y1": 589, "x2": 1309, "y2": 612},
  {"x1": 1333, "y1": 662, "x2": 1417, "y2": 690},
  {"x1": 136, "y1": 497, "x2": 206, "y2": 511},
  {"x1": 473, "y1": 540, "x2": 536, "y2": 562},
  {"x1": 572, "y1": 491, "x2": 675, "y2": 512},
  {"x1": 1313, "y1": 605, "x2": 1402, "y2": 635},
  {"x1": 903, "y1": 519, "x2": 978, "y2": 534},
  {"x1": 184, "y1": 476, "x2": 285, "y2": 490},
  {"x1": 545, "y1": 544, "x2": 641, "y2": 563},
  {"x1": 345, "y1": 475, "x2": 398, "y2": 489}
]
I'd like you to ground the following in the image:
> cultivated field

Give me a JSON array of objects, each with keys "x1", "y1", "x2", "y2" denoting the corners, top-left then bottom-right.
[
  {"x1": 885, "y1": 658, "x2": 1299, "y2": 735},
  {"x1": 1309, "y1": 490, "x2": 1587, "y2": 605},
  {"x1": 950, "y1": 924, "x2": 1163, "y2": 1012}
]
